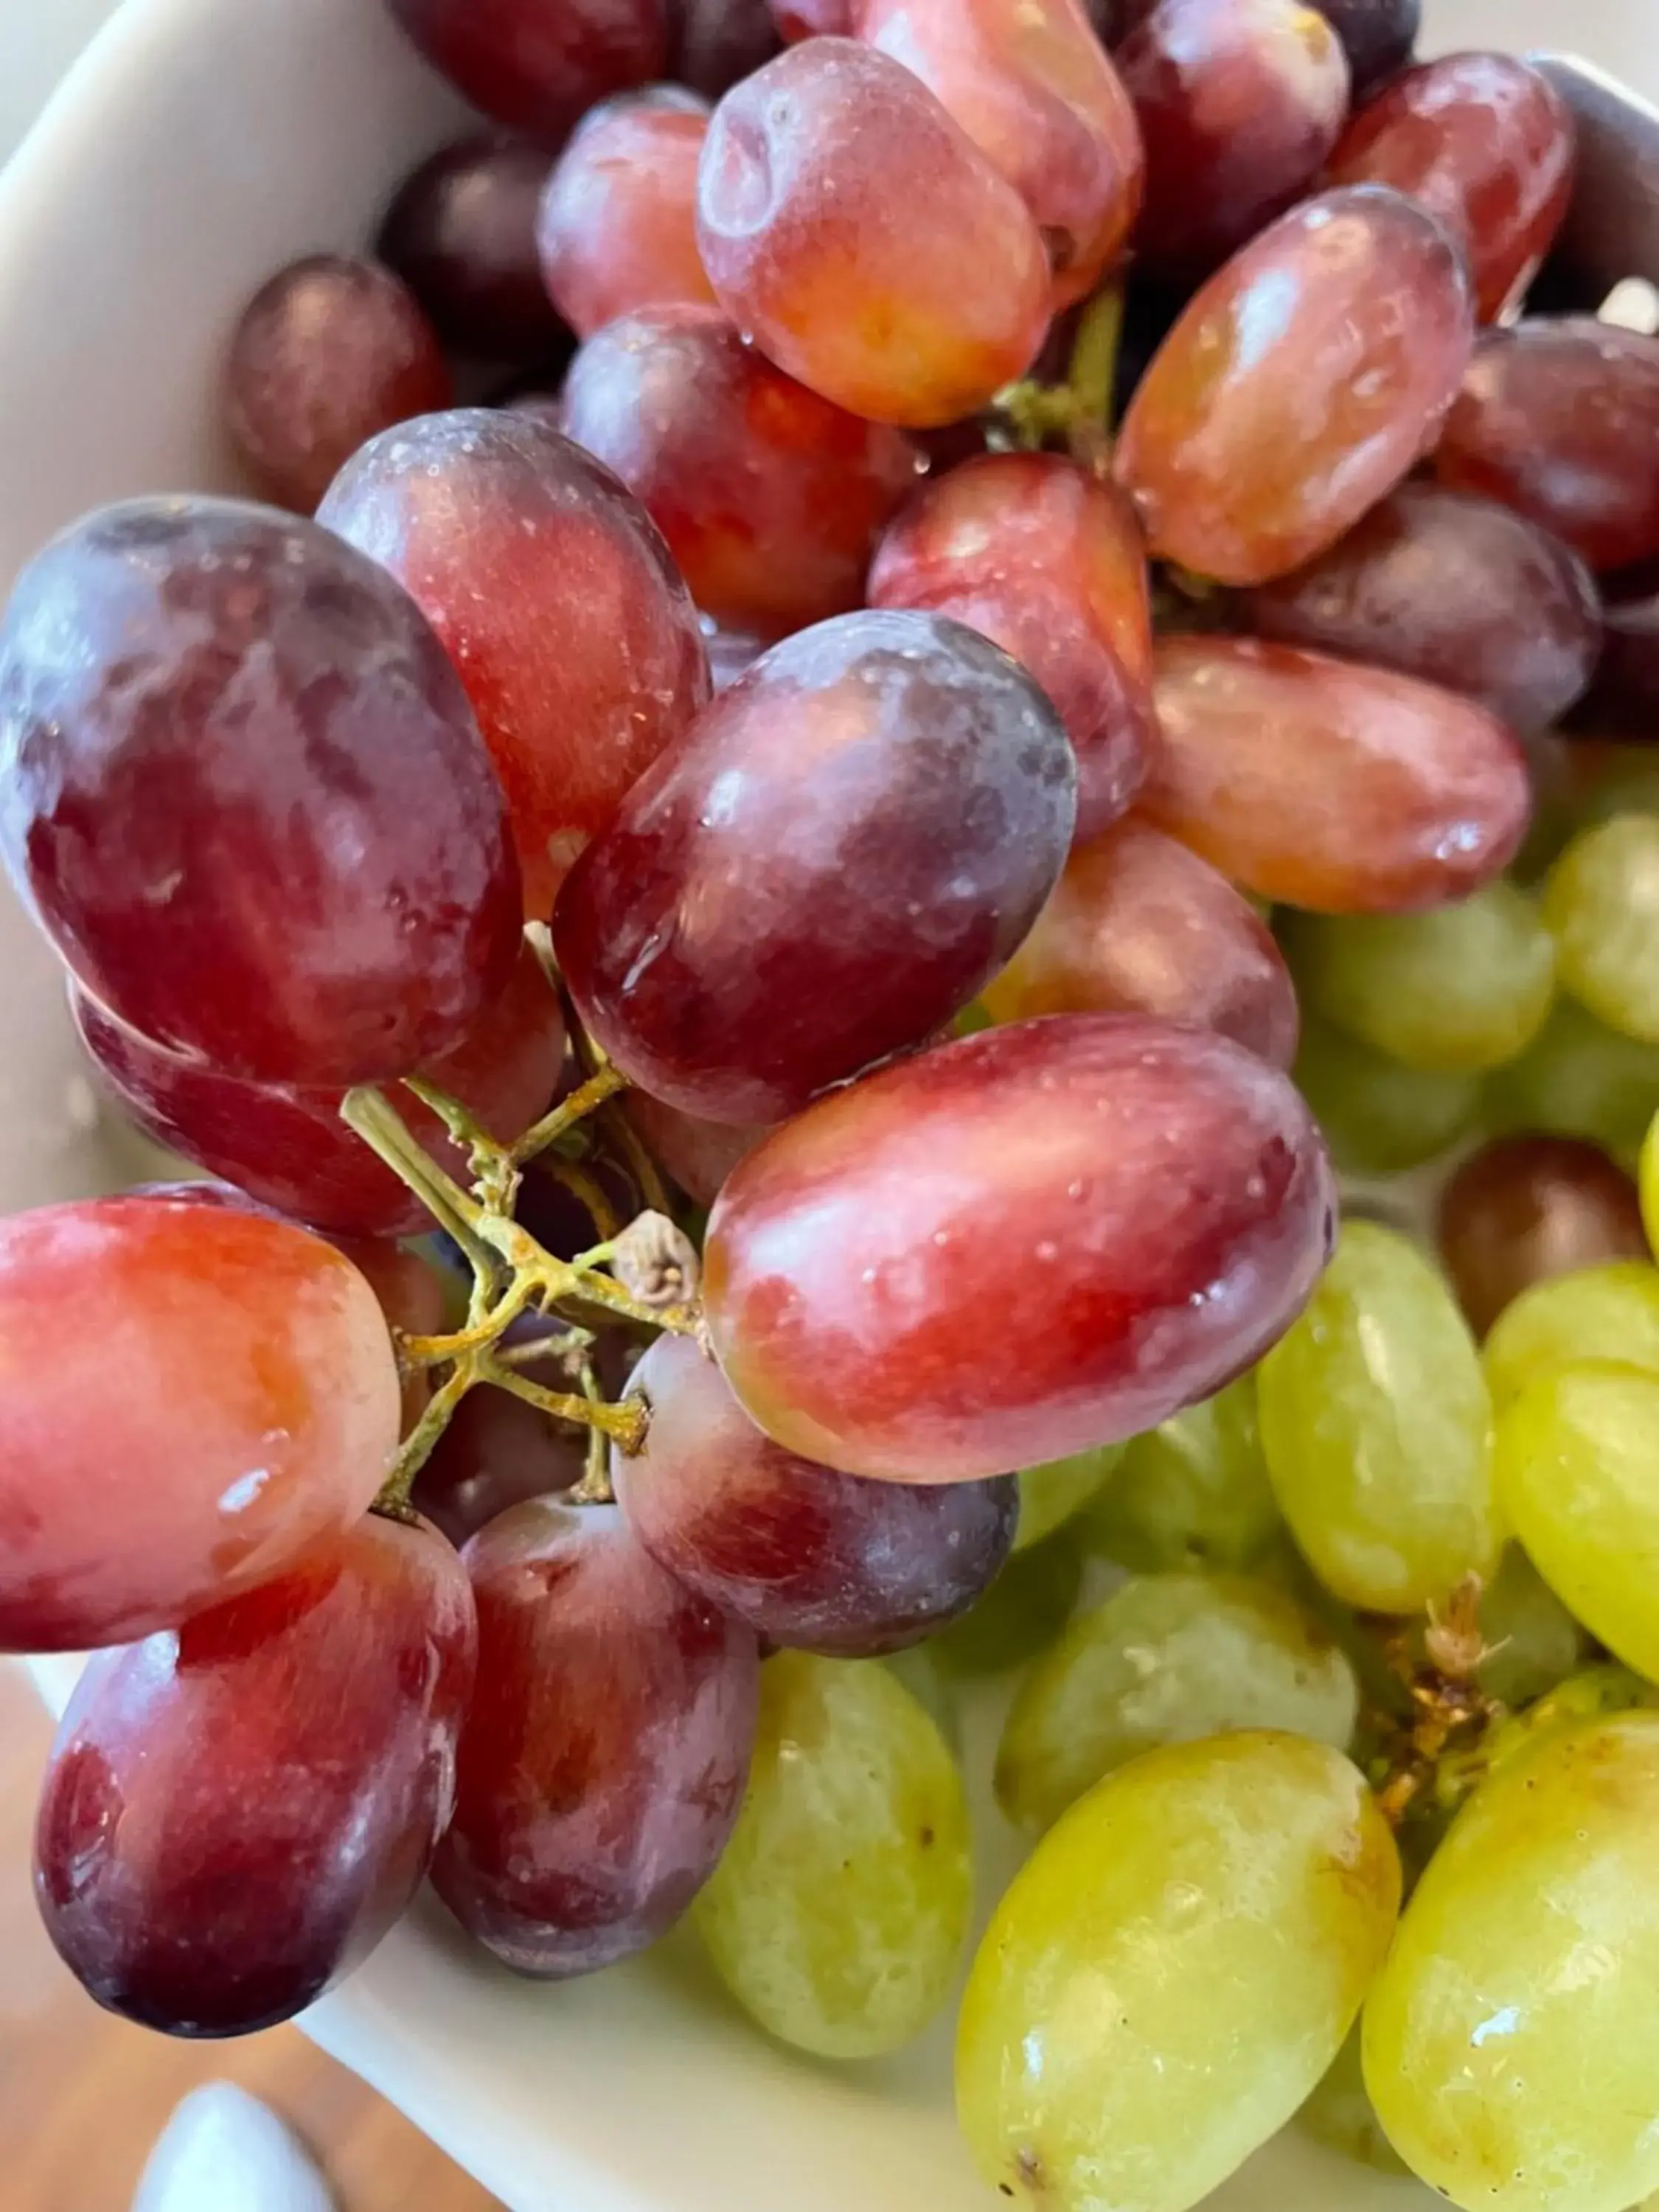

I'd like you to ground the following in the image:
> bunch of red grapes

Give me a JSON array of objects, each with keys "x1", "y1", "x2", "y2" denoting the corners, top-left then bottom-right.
[{"x1": 7, "y1": 0, "x2": 1659, "y2": 2204}]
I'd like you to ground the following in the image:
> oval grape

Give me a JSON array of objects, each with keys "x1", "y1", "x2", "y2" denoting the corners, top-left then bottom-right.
[
  {"x1": 378, "y1": 138, "x2": 567, "y2": 360},
  {"x1": 1543, "y1": 815, "x2": 1659, "y2": 1046},
  {"x1": 385, "y1": 0, "x2": 669, "y2": 140},
  {"x1": 1484, "y1": 1259, "x2": 1659, "y2": 1411}
]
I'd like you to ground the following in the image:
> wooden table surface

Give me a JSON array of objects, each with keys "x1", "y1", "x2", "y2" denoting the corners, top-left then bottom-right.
[{"x1": 0, "y1": 1663, "x2": 502, "y2": 2212}]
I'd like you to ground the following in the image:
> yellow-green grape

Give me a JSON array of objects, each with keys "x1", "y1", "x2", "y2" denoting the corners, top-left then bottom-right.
[
  {"x1": 1484, "y1": 1259, "x2": 1659, "y2": 1408},
  {"x1": 1296, "y1": 2025, "x2": 1408, "y2": 2176},
  {"x1": 881, "y1": 1641, "x2": 959, "y2": 1748},
  {"x1": 1258, "y1": 1220, "x2": 1500, "y2": 1613},
  {"x1": 1494, "y1": 1361, "x2": 1659, "y2": 1684},
  {"x1": 957, "y1": 1732, "x2": 1401, "y2": 2212},
  {"x1": 1642, "y1": 1106, "x2": 1659, "y2": 1255},
  {"x1": 951, "y1": 996, "x2": 994, "y2": 1037},
  {"x1": 933, "y1": 1531, "x2": 1082, "y2": 1677},
  {"x1": 1472, "y1": 1544, "x2": 1589, "y2": 1709},
  {"x1": 694, "y1": 1652, "x2": 971, "y2": 2059},
  {"x1": 995, "y1": 1572, "x2": 1359, "y2": 1834},
  {"x1": 1485, "y1": 997, "x2": 1659, "y2": 1167},
  {"x1": 1015, "y1": 1443, "x2": 1124, "y2": 1553},
  {"x1": 1484, "y1": 1663, "x2": 1659, "y2": 1781},
  {"x1": 1082, "y1": 1374, "x2": 1281, "y2": 1573},
  {"x1": 1294, "y1": 1013, "x2": 1481, "y2": 1175},
  {"x1": 1282, "y1": 884, "x2": 1556, "y2": 1073},
  {"x1": 1543, "y1": 815, "x2": 1659, "y2": 1045},
  {"x1": 1363, "y1": 1711, "x2": 1659, "y2": 2212}
]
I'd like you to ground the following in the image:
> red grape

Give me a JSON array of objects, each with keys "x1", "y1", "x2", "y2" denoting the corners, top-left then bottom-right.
[
  {"x1": 981, "y1": 815, "x2": 1299, "y2": 1067},
  {"x1": 224, "y1": 256, "x2": 452, "y2": 513},
  {"x1": 0, "y1": 497, "x2": 521, "y2": 1087},
  {"x1": 318, "y1": 411, "x2": 709, "y2": 916},
  {"x1": 1244, "y1": 484, "x2": 1602, "y2": 737},
  {"x1": 1327, "y1": 54, "x2": 1576, "y2": 324},
  {"x1": 1436, "y1": 1133, "x2": 1649, "y2": 1338},
  {"x1": 77, "y1": 942, "x2": 564, "y2": 1240},
  {"x1": 1144, "y1": 636, "x2": 1531, "y2": 911},
  {"x1": 384, "y1": 0, "x2": 668, "y2": 142},
  {"x1": 1434, "y1": 320, "x2": 1659, "y2": 577},
  {"x1": 624, "y1": 1091, "x2": 769, "y2": 1205},
  {"x1": 378, "y1": 138, "x2": 568, "y2": 361},
  {"x1": 695, "y1": 41, "x2": 1051, "y2": 428},
  {"x1": 704, "y1": 1014, "x2": 1335, "y2": 1481},
  {"x1": 613, "y1": 1334, "x2": 1018, "y2": 1654},
  {"x1": 34, "y1": 1514, "x2": 474, "y2": 2036},
  {"x1": 1311, "y1": 0, "x2": 1416, "y2": 97},
  {"x1": 432, "y1": 1498, "x2": 758, "y2": 1976},
  {"x1": 1114, "y1": 0, "x2": 1351, "y2": 282},
  {"x1": 561, "y1": 306, "x2": 922, "y2": 639},
  {"x1": 0, "y1": 1197, "x2": 400, "y2": 1652},
  {"x1": 554, "y1": 610, "x2": 1075, "y2": 1124},
  {"x1": 411, "y1": 1349, "x2": 588, "y2": 1544},
  {"x1": 1114, "y1": 186, "x2": 1474, "y2": 585},
  {"x1": 855, "y1": 0, "x2": 1144, "y2": 310},
  {"x1": 535, "y1": 89, "x2": 717, "y2": 339},
  {"x1": 669, "y1": 0, "x2": 779, "y2": 95},
  {"x1": 867, "y1": 451, "x2": 1152, "y2": 839}
]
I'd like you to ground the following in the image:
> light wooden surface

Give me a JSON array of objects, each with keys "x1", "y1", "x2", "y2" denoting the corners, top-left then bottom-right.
[{"x1": 0, "y1": 1664, "x2": 503, "y2": 2212}]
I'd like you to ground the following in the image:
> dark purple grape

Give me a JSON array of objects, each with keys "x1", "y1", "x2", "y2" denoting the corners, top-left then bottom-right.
[
  {"x1": 0, "y1": 498, "x2": 521, "y2": 1088},
  {"x1": 224, "y1": 255, "x2": 453, "y2": 512},
  {"x1": 1245, "y1": 484, "x2": 1602, "y2": 736},
  {"x1": 668, "y1": 0, "x2": 779, "y2": 96},
  {"x1": 431, "y1": 1498, "x2": 759, "y2": 1977},
  {"x1": 1575, "y1": 590, "x2": 1659, "y2": 733},
  {"x1": 384, "y1": 0, "x2": 669, "y2": 143},
  {"x1": 34, "y1": 1515, "x2": 475, "y2": 2036},
  {"x1": 614, "y1": 1335, "x2": 1018, "y2": 1655},
  {"x1": 1310, "y1": 0, "x2": 1417, "y2": 97},
  {"x1": 553, "y1": 611, "x2": 1075, "y2": 1124},
  {"x1": 378, "y1": 137, "x2": 571, "y2": 359},
  {"x1": 1437, "y1": 1133, "x2": 1649, "y2": 1338}
]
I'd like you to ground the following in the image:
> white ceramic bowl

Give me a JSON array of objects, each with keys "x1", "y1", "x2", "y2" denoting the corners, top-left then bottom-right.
[{"x1": 2, "y1": 4, "x2": 1656, "y2": 2207}]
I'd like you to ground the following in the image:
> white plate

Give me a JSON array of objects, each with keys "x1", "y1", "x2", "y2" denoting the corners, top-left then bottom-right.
[{"x1": 1, "y1": 3, "x2": 1654, "y2": 2207}]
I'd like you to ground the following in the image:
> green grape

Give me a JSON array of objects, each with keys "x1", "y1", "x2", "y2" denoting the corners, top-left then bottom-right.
[
  {"x1": 1484, "y1": 1260, "x2": 1659, "y2": 1409},
  {"x1": 1484, "y1": 1663, "x2": 1659, "y2": 1780},
  {"x1": 1543, "y1": 815, "x2": 1659, "y2": 1046},
  {"x1": 1363, "y1": 1711, "x2": 1659, "y2": 2212},
  {"x1": 933, "y1": 1529, "x2": 1082, "y2": 1677},
  {"x1": 1570, "y1": 742, "x2": 1659, "y2": 834},
  {"x1": 1082, "y1": 1375, "x2": 1281, "y2": 1573},
  {"x1": 1485, "y1": 997, "x2": 1659, "y2": 1168},
  {"x1": 1281, "y1": 885, "x2": 1556, "y2": 1074},
  {"x1": 1494, "y1": 1361, "x2": 1659, "y2": 1684},
  {"x1": 694, "y1": 1652, "x2": 972, "y2": 2059},
  {"x1": 1472, "y1": 1543, "x2": 1589, "y2": 1709},
  {"x1": 995, "y1": 1571, "x2": 1360, "y2": 1834},
  {"x1": 951, "y1": 997, "x2": 995, "y2": 1038},
  {"x1": 1294, "y1": 1013, "x2": 1481, "y2": 1175},
  {"x1": 1015, "y1": 1443, "x2": 1124, "y2": 1554},
  {"x1": 880, "y1": 1640, "x2": 959, "y2": 1749},
  {"x1": 957, "y1": 1732, "x2": 1400, "y2": 2212},
  {"x1": 1642, "y1": 1107, "x2": 1659, "y2": 1256},
  {"x1": 1258, "y1": 1220, "x2": 1500, "y2": 1614},
  {"x1": 1295, "y1": 2024, "x2": 1408, "y2": 2176}
]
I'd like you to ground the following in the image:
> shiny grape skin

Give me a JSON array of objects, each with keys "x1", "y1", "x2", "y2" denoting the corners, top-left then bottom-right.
[
  {"x1": 1436, "y1": 321, "x2": 1659, "y2": 578},
  {"x1": 623, "y1": 1091, "x2": 768, "y2": 1205},
  {"x1": 318, "y1": 411, "x2": 709, "y2": 918},
  {"x1": 704, "y1": 1014, "x2": 1335, "y2": 1482},
  {"x1": 613, "y1": 1335, "x2": 1018, "y2": 1655},
  {"x1": 1311, "y1": 0, "x2": 1416, "y2": 97},
  {"x1": 384, "y1": 0, "x2": 668, "y2": 141},
  {"x1": 1245, "y1": 485, "x2": 1601, "y2": 737},
  {"x1": 223, "y1": 256, "x2": 453, "y2": 513},
  {"x1": 1144, "y1": 636, "x2": 1531, "y2": 913},
  {"x1": 867, "y1": 452, "x2": 1152, "y2": 838},
  {"x1": 695, "y1": 41, "x2": 1051, "y2": 428},
  {"x1": 33, "y1": 1514, "x2": 474, "y2": 2038},
  {"x1": 1328, "y1": 55, "x2": 1576, "y2": 323},
  {"x1": 562, "y1": 307, "x2": 922, "y2": 640},
  {"x1": 669, "y1": 0, "x2": 779, "y2": 96},
  {"x1": 981, "y1": 815, "x2": 1299, "y2": 1068},
  {"x1": 1483, "y1": 1261, "x2": 1659, "y2": 1413},
  {"x1": 431, "y1": 1498, "x2": 759, "y2": 1978},
  {"x1": 536, "y1": 89, "x2": 717, "y2": 339},
  {"x1": 1436, "y1": 1133, "x2": 1648, "y2": 1339},
  {"x1": 75, "y1": 942, "x2": 563, "y2": 1240},
  {"x1": 854, "y1": 0, "x2": 1144, "y2": 311},
  {"x1": 1114, "y1": 0, "x2": 1351, "y2": 284},
  {"x1": 0, "y1": 1198, "x2": 400, "y2": 1653},
  {"x1": 378, "y1": 138, "x2": 568, "y2": 360},
  {"x1": 554, "y1": 611, "x2": 1076, "y2": 1125},
  {"x1": 0, "y1": 498, "x2": 522, "y2": 1086},
  {"x1": 1114, "y1": 187, "x2": 1474, "y2": 586}
]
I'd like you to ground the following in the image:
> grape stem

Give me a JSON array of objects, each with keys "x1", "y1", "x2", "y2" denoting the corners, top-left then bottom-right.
[
  {"x1": 1370, "y1": 1576, "x2": 1501, "y2": 1830},
  {"x1": 992, "y1": 282, "x2": 1123, "y2": 469}
]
